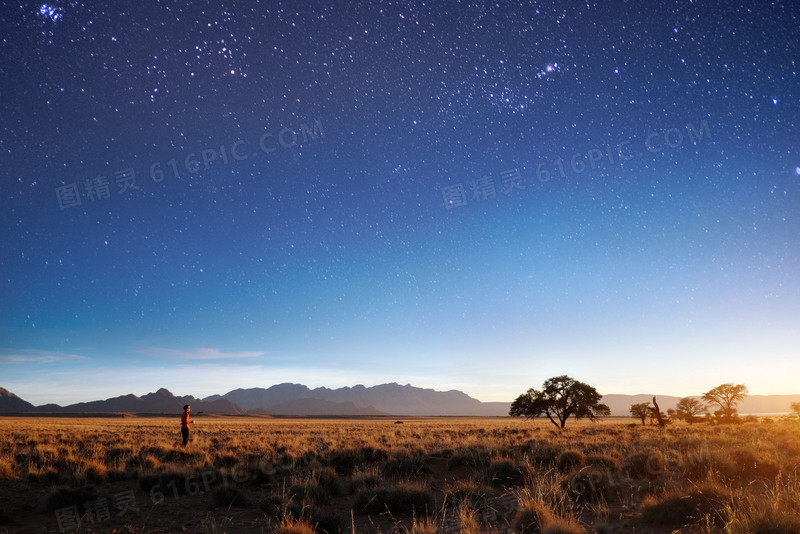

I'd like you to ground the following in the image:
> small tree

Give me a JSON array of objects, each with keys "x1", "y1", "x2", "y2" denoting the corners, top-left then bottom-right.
[
  {"x1": 676, "y1": 397, "x2": 706, "y2": 424},
  {"x1": 790, "y1": 402, "x2": 800, "y2": 418},
  {"x1": 629, "y1": 403, "x2": 650, "y2": 425},
  {"x1": 702, "y1": 383, "x2": 747, "y2": 421},
  {"x1": 509, "y1": 375, "x2": 610, "y2": 429}
]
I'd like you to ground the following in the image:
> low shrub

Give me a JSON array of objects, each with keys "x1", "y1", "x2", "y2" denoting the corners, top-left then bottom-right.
[
  {"x1": 640, "y1": 484, "x2": 733, "y2": 526},
  {"x1": 487, "y1": 460, "x2": 526, "y2": 488},
  {"x1": 556, "y1": 451, "x2": 585, "y2": 473},
  {"x1": 354, "y1": 483, "x2": 434, "y2": 516}
]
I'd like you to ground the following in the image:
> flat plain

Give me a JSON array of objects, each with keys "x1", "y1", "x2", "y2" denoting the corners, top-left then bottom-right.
[{"x1": 0, "y1": 415, "x2": 798, "y2": 533}]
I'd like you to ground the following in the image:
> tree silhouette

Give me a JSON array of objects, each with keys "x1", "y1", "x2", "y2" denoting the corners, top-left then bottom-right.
[
  {"x1": 650, "y1": 396, "x2": 669, "y2": 427},
  {"x1": 676, "y1": 397, "x2": 706, "y2": 424},
  {"x1": 509, "y1": 375, "x2": 610, "y2": 429},
  {"x1": 790, "y1": 402, "x2": 800, "y2": 418},
  {"x1": 702, "y1": 383, "x2": 747, "y2": 421},
  {"x1": 629, "y1": 402, "x2": 650, "y2": 425}
]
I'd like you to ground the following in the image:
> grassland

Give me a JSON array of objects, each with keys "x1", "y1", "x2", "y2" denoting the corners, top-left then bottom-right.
[{"x1": 0, "y1": 415, "x2": 798, "y2": 533}]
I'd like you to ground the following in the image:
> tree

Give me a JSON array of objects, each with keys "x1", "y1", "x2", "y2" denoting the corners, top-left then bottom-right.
[
  {"x1": 509, "y1": 375, "x2": 610, "y2": 429},
  {"x1": 650, "y1": 396, "x2": 669, "y2": 427},
  {"x1": 790, "y1": 402, "x2": 800, "y2": 418},
  {"x1": 629, "y1": 403, "x2": 650, "y2": 425},
  {"x1": 676, "y1": 397, "x2": 706, "y2": 424},
  {"x1": 702, "y1": 383, "x2": 747, "y2": 421}
]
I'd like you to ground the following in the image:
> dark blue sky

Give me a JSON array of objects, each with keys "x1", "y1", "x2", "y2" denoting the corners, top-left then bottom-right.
[{"x1": 2, "y1": 1, "x2": 798, "y2": 404}]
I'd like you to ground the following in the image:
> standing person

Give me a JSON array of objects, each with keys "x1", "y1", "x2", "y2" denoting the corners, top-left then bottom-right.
[{"x1": 181, "y1": 405, "x2": 194, "y2": 446}]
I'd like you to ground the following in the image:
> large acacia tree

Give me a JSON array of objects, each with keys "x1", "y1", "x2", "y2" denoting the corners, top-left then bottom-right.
[
  {"x1": 702, "y1": 383, "x2": 747, "y2": 420},
  {"x1": 509, "y1": 375, "x2": 610, "y2": 429}
]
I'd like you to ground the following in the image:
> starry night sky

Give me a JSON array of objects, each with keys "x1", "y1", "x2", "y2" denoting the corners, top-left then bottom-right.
[{"x1": 1, "y1": 1, "x2": 799, "y2": 405}]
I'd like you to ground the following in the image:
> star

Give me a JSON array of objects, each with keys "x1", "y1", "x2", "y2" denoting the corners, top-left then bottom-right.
[{"x1": 38, "y1": 4, "x2": 62, "y2": 22}]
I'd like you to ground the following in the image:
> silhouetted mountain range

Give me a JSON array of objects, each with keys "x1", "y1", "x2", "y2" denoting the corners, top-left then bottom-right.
[
  {"x1": 204, "y1": 383, "x2": 510, "y2": 416},
  {"x1": 0, "y1": 387, "x2": 244, "y2": 415},
  {"x1": 0, "y1": 387, "x2": 36, "y2": 412},
  {"x1": 1, "y1": 384, "x2": 798, "y2": 416}
]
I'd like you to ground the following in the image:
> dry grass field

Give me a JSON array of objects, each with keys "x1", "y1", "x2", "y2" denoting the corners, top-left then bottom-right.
[{"x1": 0, "y1": 415, "x2": 799, "y2": 533}]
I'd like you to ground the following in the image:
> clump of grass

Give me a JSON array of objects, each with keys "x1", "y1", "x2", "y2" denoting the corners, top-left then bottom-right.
[
  {"x1": 313, "y1": 466, "x2": 341, "y2": 498},
  {"x1": 211, "y1": 485, "x2": 250, "y2": 507},
  {"x1": 723, "y1": 475, "x2": 800, "y2": 533},
  {"x1": 0, "y1": 458, "x2": 15, "y2": 480},
  {"x1": 619, "y1": 450, "x2": 665, "y2": 480},
  {"x1": 556, "y1": 451, "x2": 585, "y2": 473},
  {"x1": 445, "y1": 479, "x2": 490, "y2": 508},
  {"x1": 562, "y1": 468, "x2": 610, "y2": 503},
  {"x1": 273, "y1": 515, "x2": 315, "y2": 534},
  {"x1": 80, "y1": 459, "x2": 108, "y2": 483},
  {"x1": 380, "y1": 454, "x2": 430, "y2": 479},
  {"x1": 456, "y1": 504, "x2": 481, "y2": 534},
  {"x1": 542, "y1": 518, "x2": 584, "y2": 534},
  {"x1": 640, "y1": 483, "x2": 733, "y2": 526},
  {"x1": 27, "y1": 466, "x2": 61, "y2": 484},
  {"x1": 585, "y1": 454, "x2": 617, "y2": 472},
  {"x1": 354, "y1": 482, "x2": 434, "y2": 516},
  {"x1": 328, "y1": 449, "x2": 358, "y2": 475},
  {"x1": 529, "y1": 444, "x2": 561, "y2": 467},
  {"x1": 260, "y1": 494, "x2": 285, "y2": 522},
  {"x1": 408, "y1": 516, "x2": 439, "y2": 533},
  {"x1": 349, "y1": 465, "x2": 382, "y2": 494},
  {"x1": 104, "y1": 446, "x2": 134, "y2": 463},
  {"x1": 447, "y1": 447, "x2": 491, "y2": 470},
  {"x1": 513, "y1": 497, "x2": 553, "y2": 532},
  {"x1": 214, "y1": 453, "x2": 239, "y2": 468},
  {"x1": 288, "y1": 476, "x2": 333, "y2": 505},
  {"x1": 721, "y1": 448, "x2": 781, "y2": 483},
  {"x1": 487, "y1": 460, "x2": 526, "y2": 488},
  {"x1": 45, "y1": 486, "x2": 97, "y2": 513}
]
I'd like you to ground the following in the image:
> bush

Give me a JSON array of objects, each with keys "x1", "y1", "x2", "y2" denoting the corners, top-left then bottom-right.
[
  {"x1": 354, "y1": 484, "x2": 434, "y2": 516},
  {"x1": 513, "y1": 498, "x2": 553, "y2": 533},
  {"x1": 562, "y1": 469, "x2": 610, "y2": 503},
  {"x1": 447, "y1": 446, "x2": 491, "y2": 470},
  {"x1": 329, "y1": 446, "x2": 388, "y2": 475},
  {"x1": 556, "y1": 451, "x2": 585, "y2": 473},
  {"x1": 529, "y1": 444, "x2": 560, "y2": 467},
  {"x1": 487, "y1": 460, "x2": 525, "y2": 488},
  {"x1": 328, "y1": 449, "x2": 358, "y2": 475},
  {"x1": 445, "y1": 479, "x2": 490, "y2": 508},
  {"x1": 641, "y1": 485, "x2": 733, "y2": 526},
  {"x1": 585, "y1": 454, "x2": 618, "y2": 472},
  {"x1": 380, "y1": 455, "x2": 429, "y2": 479},
  {"x1": 619, "y1": 451, "x2": 665, "y2": 480},
  {"x1": 288, "y1": 481, "x2": 331, "y2": 505}
]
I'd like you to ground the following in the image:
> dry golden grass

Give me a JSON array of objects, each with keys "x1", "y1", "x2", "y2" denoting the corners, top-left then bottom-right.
[{"x1": 0, "y1": 415, "x2": 798, "y2": 533}]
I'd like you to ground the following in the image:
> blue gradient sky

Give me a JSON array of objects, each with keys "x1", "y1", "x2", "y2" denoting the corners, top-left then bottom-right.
[{"x1": 1, "y1": 1, "x2": 799, "y2": 405}]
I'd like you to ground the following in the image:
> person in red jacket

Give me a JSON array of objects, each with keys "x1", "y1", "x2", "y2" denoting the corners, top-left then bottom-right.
[{"x1": 180, "y1": 405, "x2": 194, "y2": 446}]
